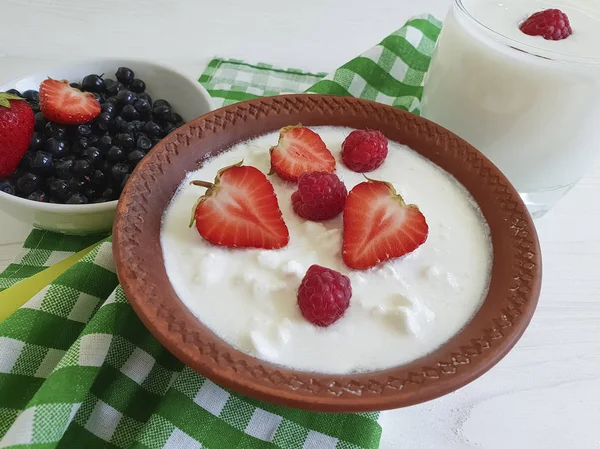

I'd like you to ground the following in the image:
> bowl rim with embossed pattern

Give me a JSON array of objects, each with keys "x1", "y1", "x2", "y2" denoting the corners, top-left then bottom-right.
[{"x1": 113, "y1": 94, "x2": 542, "y2": 412}]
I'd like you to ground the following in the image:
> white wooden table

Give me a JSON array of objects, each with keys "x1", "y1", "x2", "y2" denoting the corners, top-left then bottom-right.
[{"x1": 2, "y1": 1, "x2": 600, "y2": 447}]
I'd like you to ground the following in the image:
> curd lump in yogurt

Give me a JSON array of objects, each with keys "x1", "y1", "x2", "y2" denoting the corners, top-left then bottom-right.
[{"x1": 161, "y1": 127, "x2": 492, "y2": 374}]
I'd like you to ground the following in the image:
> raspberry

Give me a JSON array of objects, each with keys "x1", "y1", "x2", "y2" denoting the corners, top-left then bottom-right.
[
  {"x1": 291, "y1": 172, "x2": 347, "y2": 221},
  {"x1": 341, "y1": 129, "x2": 388, "y2": 173},
  {"x1": 297, "y1": 265, "x2": 352, "y2": 327},
  {"x1": 519, "y1": 9, "x2": 572, "y2": 41}
]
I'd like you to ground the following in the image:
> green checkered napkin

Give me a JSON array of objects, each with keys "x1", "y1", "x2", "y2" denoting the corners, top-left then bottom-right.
[{"x1": 0, "y1": 15, "x2": 442, "y2": 449}]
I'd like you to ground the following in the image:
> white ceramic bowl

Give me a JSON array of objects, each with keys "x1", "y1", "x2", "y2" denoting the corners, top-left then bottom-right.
[{"x1": 0, "y1": 58, "x2": 213, "y2": 235}]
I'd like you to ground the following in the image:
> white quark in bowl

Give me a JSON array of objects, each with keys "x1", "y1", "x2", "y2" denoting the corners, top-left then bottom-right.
[{"x1": 160, "y1": 126, "x2": 493, "y2": 375}]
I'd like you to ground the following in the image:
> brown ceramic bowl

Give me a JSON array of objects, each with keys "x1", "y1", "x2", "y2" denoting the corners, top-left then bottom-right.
[{"x1": 113, "y1": 95, "x2": 542, "y2": 412}]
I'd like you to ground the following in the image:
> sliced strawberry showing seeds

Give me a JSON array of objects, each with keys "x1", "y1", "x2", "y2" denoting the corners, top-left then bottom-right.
[
  {"x1": 342, "y1": 178, "x2": 428, "y2": 270},
  {"x1": 269, "y1": 125, "x2": 336, "y2": 182},
  {"x1": 39, "y1": 79, "x2": 101, "y2": 125},
  {"x1": 190, "y1": 162, "x2": 290, "y2": 249}
]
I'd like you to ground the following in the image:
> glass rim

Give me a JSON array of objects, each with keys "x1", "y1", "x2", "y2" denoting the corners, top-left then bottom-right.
[{"x1": 453, "y1": 0, "x2": 600, "y2": 65}]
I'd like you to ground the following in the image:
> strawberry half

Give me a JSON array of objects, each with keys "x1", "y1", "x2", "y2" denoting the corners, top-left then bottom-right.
[
  {"x1": 39, "y1": 79, "x2": 101, "y2": 125},
  {"x1": 342, "y1": 179, "x2": 428, "y2": 270},
  {"x1": 269, "y1": 125, "x2": 336, "y2": 182},
  {"x1": 190, "y1": 162, "x2": 290, "y2": 249}
]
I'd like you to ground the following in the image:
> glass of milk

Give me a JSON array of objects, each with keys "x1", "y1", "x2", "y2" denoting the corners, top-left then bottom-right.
[{"x1": 422, "y1": 0, "x2": 600, "y2": 217}]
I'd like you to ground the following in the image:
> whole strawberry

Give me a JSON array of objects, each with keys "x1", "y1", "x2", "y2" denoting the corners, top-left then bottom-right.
[{"x1": 0, "y1": 93, "x2": 35, "y2": 178}]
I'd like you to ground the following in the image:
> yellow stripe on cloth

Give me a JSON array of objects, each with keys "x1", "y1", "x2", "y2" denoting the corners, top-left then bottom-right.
[{"x1": 0, "y1": 242, "x2": 99, "y2": 322}]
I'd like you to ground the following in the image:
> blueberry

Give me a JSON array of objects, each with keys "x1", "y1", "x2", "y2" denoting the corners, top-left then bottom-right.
[
  {"x1": 143, "y1": 121, "x2": 162, "y2": 138},
  {"x1": 55, "y1": 159, "x2": 74, "y2": 179},
  {"x1": 95, "y1": 112, "x2": 114, "y2": 132},
  {"x1": 27, "y1": 190, "x2": 47, "y2": 202},
  {"x1": 30, "y1": 151, "x2": 54, "y2": 176},
  {"x1": 100, "y1": 159, "x2": 114, "y2": 176},
  {"x1": 120, "y1": 173, "x2": 131, "y2": 189},
  {"x1": 98, "y1": 135, "x2": 113, "y2": 151},
  {"x1": 105, "y1": 96, "x2": 120, "y2": 106},
  {"x1": 151, "y1": 137, "x2": 162, "y2": 147},
  {"x1": 128, "y1": 78, "x2": 145, "y2": 93},
  {"x1": 116, "y1": 89, "x2": 136, "y2": 106},
  {"x1": 136, "y1": 135, "x2": 152, "y2": 151},
  {"x1": 115, "y1": 133, "x2": 134, "y2": 149},
  {"x1": 9, "y1": 168, "x2": 24, "y2": 183},
  {"x1": 113, "y1": 116, "x2": 127, "y2": 132},
  {"x1": 115, "y1": 67, "x2": 135, "y2": 85},
  {"x1": 81, "y1": 74, "x2": 106, "y2": 93},
  {"x1": 18, "y1": 151, "x2": 34, "y2": 170},
  {"x1": 106, "y1": 81, "x2": 125, "y2": 96},
  {"x1": 72, "y1": 137, "x2": 89, "y2": 155},
  {"x1": 127, "y1": 150, "x2": 145, "y2": 168},
  {"x1": 66, "y1": 193, "x2": 88, "y2": 205},
  {"x1": 91, "y1": 169, "x2": 107, "y2": 186},
  {"x1": 22, "y1": 90, "x2": 39, "y2": 102},
  {"x1": 76, "y1": 124, "x2": 93, "y2": 138},
  {"x1": 88, "y1": 135, "x2": 99, "y2": 146},
  {"x1": 133, "y1": 98, "x2": 151, "y2": 117},
  {"x1": 5, "y1": 89, "x2": 22, "y2": 97},
  {"x1": 68, "y1": 177, "x2": 86, "y2": 192},
  {"x1": 137, "y1": 92, "x2": 152, "y2": 105},
  {"x1": 34, "y1": 112, "x2": 48, "y2": 132},
  {"x1": 91, "y1": 92, "x2": 103, "y2": 103},
  {"x1": 73, "y1": 159, "x2": 92, "y2": 178},
  {"x1": 16, "y1": 173, "x2": 41, "y2": 195},
  {"x1": 48, "y1": 179, "x2": 69, "y2": 201},
  {"x1": 101, "y1": 102, "x2": 118, "y2": 116},
  {"x1": 83, "y1": 186, "x2": 99, "y2": 201},
  {"x1": 45, "y1": 138, "x2": 69, "y2": 158},
  {"x1": 163, "y1": 122, "x2": 177, "y2": 135},
  {"x1": 132, "y1": 120, "x2": 145, "y2": 132},
  {"x1": 153, "y1": 105, "x2": 174, "y2": 123},
  {"x1": 172, "y1": 112, "x2": 184, "y2": 125},
  {"x1": 111, "y1": 162, "x2": 130, "y2": 184},
  {"x1": 83, "y1": 147, "x2": 102, "y2": 167},
  {"x1": 29, "y1": 132, "x2": 45, "y2": 151},
  {"x1": 153, "y1": 99, "x2": 171, "y2": 109},
  {"x1": 0, "y1": 179, "x2": 15, "y2": 195},
  {"x1": 102, "y1": 187, "x2": 117, "y2": 200},
  {"x1": 121, "y1": 104, "x2": 139, "y2": 121},
  {"x1": 107, "y1": 145, "x2": 125, "y2": 162},
  {"x1": 121, "y1": 122, "x2": 137, "y2": 135},
  {"x1": 45, "y1": 122, "x2": 68, "y2": 139},
  {"x1": 30, "y1": 102, "x2": 40, "y2": 114},
  {"x1": 69, "y1": 83, "x2": 81, "y2": 90}
]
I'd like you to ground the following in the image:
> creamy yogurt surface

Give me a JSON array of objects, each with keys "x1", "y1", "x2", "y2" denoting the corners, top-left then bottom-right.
[{"x1": 161, "y1": 127, "x2": 492, "y2": 374}]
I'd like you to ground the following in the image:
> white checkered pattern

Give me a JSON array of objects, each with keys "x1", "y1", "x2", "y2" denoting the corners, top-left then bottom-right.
[{"x1": 245, "y1": 408, "x2": 283, "y2": 441}]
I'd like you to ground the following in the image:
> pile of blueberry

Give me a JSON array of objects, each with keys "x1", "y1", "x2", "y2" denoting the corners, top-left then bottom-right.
[{"x1": 0, "y1": 67, "x2": 184, "y2": 204}]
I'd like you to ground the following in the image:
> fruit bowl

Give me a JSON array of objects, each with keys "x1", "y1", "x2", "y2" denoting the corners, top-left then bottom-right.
[
  {"x1": 0, "y1": 58, "x2": 213, "y2": 234},
  {"x1": 113, "y1": 95, "x2": 542, "y2": 412}
]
